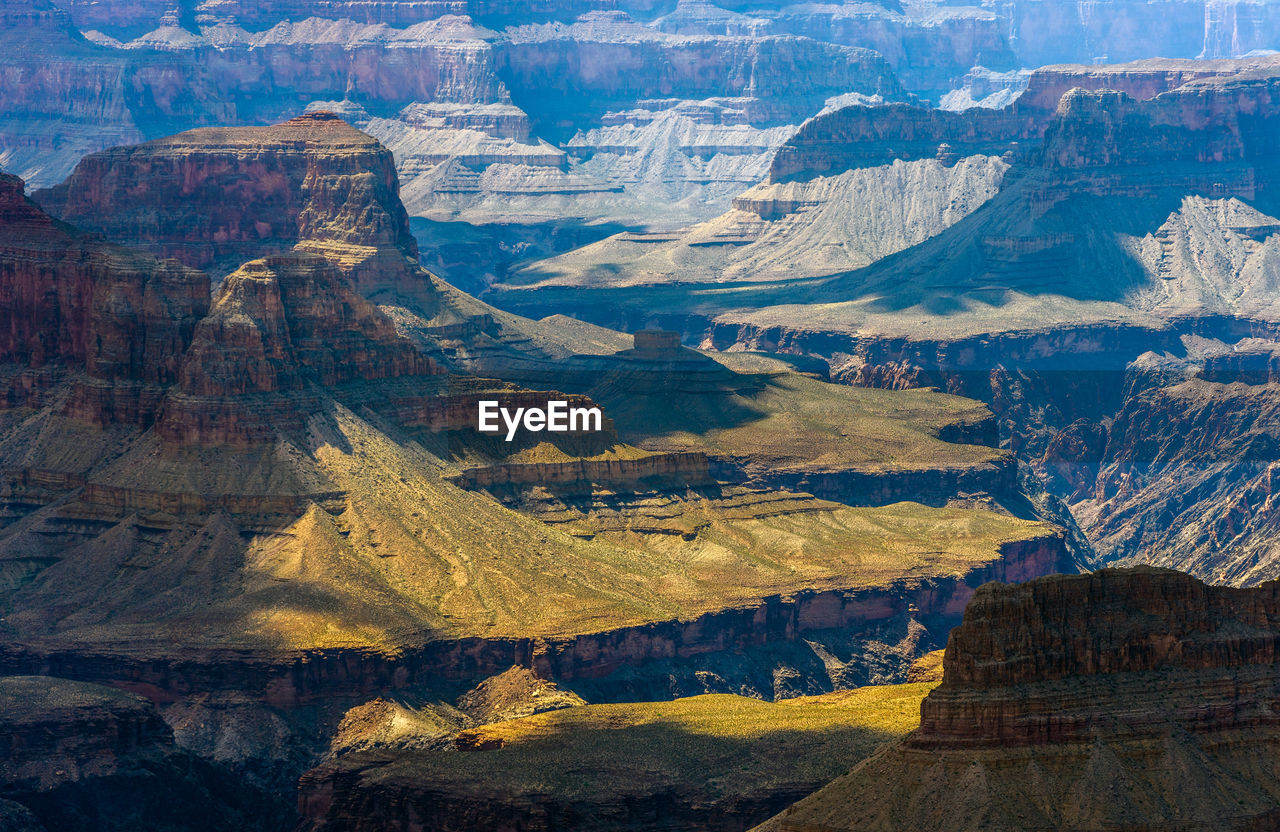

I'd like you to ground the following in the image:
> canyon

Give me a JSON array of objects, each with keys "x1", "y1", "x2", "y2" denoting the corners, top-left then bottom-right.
[
  {"x1": 0, "y1": 114, "x2": 1075, "y2": 829},
  {"x1": 7, "y1": 0, "x2": 1280, "y2": 296},
  {"x1": 504, "y1": 56, "x2": 1280, "y2": 588},
  {"x1": 9, "y1": 2, "x2": 1280, "y2": 829}
]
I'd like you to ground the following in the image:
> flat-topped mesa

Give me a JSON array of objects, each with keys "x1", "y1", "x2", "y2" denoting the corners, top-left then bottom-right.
[
  {"x1": 159, "y1": 253, "x2": 441, "y2": 445},
  {"x1": 0, "y1": 174, "x2": 209, "y2": 423},
  {"x1": 33, "y1": 113, "x2": 423, "y2": 291},
  {"x1": 920, "y1": 567, "x2": 1280, "y2": 746}
]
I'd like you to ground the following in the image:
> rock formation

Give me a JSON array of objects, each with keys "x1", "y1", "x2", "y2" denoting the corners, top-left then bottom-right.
[
  {"x1": 514, "y1": 57, "x2": 1280, "y2": 585},
  {"x1": 753, "y1": 568, "x2": 1280, "y2": 832},
  {"x1": 0, "y1": 120, "x2": 1070, "y2": 673},
  {"x1": 0, "y1": 675, "x2": 278, "y2": 831},
  {"x1": 34, "y1": 113, "x2": 419, "y2": 281},
  {"x1": 0, "y1": 113, "x2": 1085, "y2": 832},
  {"x1": 1, "y1": 2, "x2": 913, "y2": 231},
  {"x1": 158, "y1": 252, "x2": 441, "y2": 445},
  {"x1": 0, "y1": 172, "x2": 209, "y2": 424}
]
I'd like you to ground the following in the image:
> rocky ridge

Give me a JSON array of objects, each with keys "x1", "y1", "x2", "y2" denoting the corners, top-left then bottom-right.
[{"x1": 2, "y1": 2, "x2": 912, "y2": 232}]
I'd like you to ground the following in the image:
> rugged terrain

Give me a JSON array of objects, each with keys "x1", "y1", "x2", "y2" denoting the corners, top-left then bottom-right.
[
  {"x1": 753, "y1": 567, "x2": 1280, "y2": 832},
  {"x1": 9, "y1": 0, "x2": 1280, "y2": 293},
  {"x1": 0, "y1": 117, "x2": 1079, "y2": 827},
  {"x1": 501, "y1": 56, "x2": 1280, "y2": 586},
  {"x1": 0, "y1": 676, "x2": 279, "y2": 832},
  {"x1": 12, "y1": 5, "x2": 1280, "y2": 827}
]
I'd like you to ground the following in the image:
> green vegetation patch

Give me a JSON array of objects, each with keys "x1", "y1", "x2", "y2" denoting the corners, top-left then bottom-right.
[{"x1": 346, "y1": 683, "x2": 936, "y2": 800}]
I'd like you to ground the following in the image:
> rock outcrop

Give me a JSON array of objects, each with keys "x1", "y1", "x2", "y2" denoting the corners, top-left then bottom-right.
[
  {"x1": 754, "y1": 567, "x2": 1280, "y2": 832},
  {"x1": 159, "y1": 253, "x2": 441, "y2": 445},
  {"x1": 1069, "y1": 373, "x2": 1280, "y2": 587},
  {"x1": 769, "y1": 55, "x2": 1280, "y2": 182}
]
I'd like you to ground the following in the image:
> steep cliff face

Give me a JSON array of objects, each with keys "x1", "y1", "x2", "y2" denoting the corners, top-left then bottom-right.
[
  {"x1": 1069, "y1": 375, "x2": 1280, "y2": 586},
  {"x1": 498, "y1": 18, "x2": 906, "y2": 129},
  {"x1": 769, "y1": 55, "x2": 1280, "y2": 182},
  {"x1": 754, "y1": 568, "x2": 1280, "y2": 832},
  {"x1": 0, "y1": 172, "x2": 209, "y2": 423},
  {"x1": 500, "y1": 153, "x2": 1010, "y2": 303},
  {"x1": 0, "y1": 0, "x2": 234, "y2": 187},
  {"x1": 159, "y1": 253, "x2": 441, "y2": 445},
  {"x1": 1, "y1": 4, "x2": 916, "y2": 228},
  {"x1": 0, "y1": 123, "x2": 1066, "y2": 667},
  {"x1": 589, "y1": 60, "x2": 1280, "y2": 589}
]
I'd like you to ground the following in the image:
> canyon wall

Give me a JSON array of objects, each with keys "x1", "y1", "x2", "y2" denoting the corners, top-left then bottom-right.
[
  {"x1": 0, "y1": 532, "x2": 1070, "y2": 705},
  {"x1": 0, "y1": 676, "x2": 281, "y2": 832},
  {"x1": 0, "y1": 172, "x2": 210, "y2": 425}
]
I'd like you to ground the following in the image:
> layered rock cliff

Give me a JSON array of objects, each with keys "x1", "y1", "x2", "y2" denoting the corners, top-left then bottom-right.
[
  {"x1": 1067, "y1": 371, "x2": 1280, "y2": 587},
  {"x1": 769, "y1": 55, "x2": 1280, "y2": 182},
  {"x1": 0, "y1": 112, "x2": 1089, "y2": 832},
  {"x1": 0, "y1": 172, "x2": 209, "y2": 423},
  {"x1": 754, "y1": 567, "x2": 1280, "y2": 832},
  {"x1": 34, "y1": 113, "x2": 420, "y2": 282},
  {"x1": 159, "y1": 253, "x2": 441, "y2": 445},
  {"x1": 2, "y1": 4, "x2": 915, "y2": 229},
  {"x1": 514, "y1": 56, "x2": 1280, "y2": 589}
]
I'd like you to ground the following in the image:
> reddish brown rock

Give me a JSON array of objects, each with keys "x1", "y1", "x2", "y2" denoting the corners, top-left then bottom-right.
[
  {"x1": 159, "y1": 252, "x2": 441, "y2": 445},
  {"x1": 0, "y1": 172, "x2": 209, "y2": 423},
  {"x1": 34, "y1": 113, "x2": 420, "y2": 286}
]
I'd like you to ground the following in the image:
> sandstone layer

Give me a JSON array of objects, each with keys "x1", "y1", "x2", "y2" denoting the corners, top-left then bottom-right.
[{"x1": 34, "y1": 113, "x2": 419, "y2": 281}]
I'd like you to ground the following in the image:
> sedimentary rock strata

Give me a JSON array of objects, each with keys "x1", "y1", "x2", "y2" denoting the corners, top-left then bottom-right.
[
  {"x1": 0, "y1": 172, "x2": 209, "y2": 424},
  {"x1": 754, "y1": 568, "x2": 1280, "y2": 832},
  {"x1": 34, "y1": 113, "x2": 419, "y2": 280}
]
